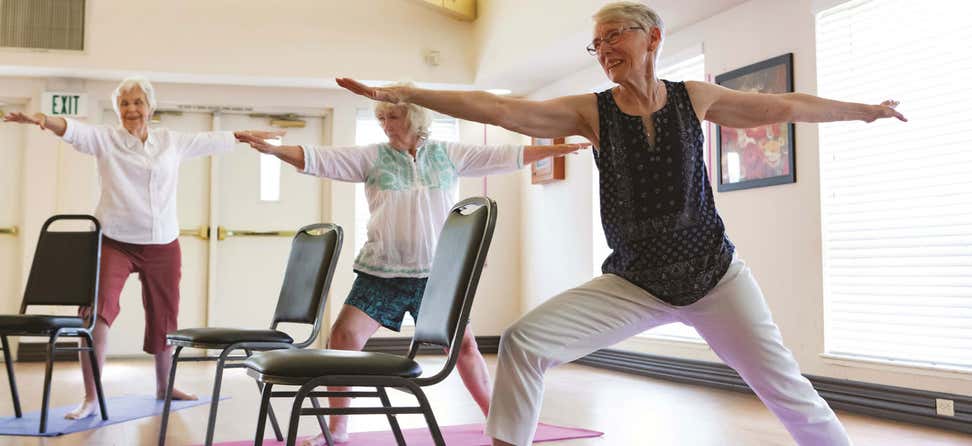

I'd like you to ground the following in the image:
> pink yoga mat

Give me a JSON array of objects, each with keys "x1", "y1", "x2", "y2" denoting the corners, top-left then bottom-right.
[{"x1": 206, "y1": 422, "x2": 602, "y2": 445}]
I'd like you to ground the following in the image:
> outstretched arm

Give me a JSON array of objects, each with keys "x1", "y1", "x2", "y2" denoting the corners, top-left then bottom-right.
[
  {"x1": 236, "y1": 132, "x2": 305, "y2": 170},
  {"x1": 336, "y1": 78, "x2": 598, "y2": 141},
  {"x1": 523, "y1": 143, "x2": 590, "y2": 165},
  {"x1": 237, "y1": 133, "x2": 374, "y2": 182},
  {"x1": 685, "y1": 81, "x2": 906, "y2": 128},
  {"x1": 2, "y1": 112, "x2": 68, "y2": 136}
]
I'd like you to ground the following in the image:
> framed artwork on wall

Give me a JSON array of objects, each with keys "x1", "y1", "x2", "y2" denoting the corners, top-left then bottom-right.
[
  {"x1": 531, "y1": 137, "x2": 566, "y2": 184},
  {"x1": 715, "y1": 53, "x2": 796, "y2": 192}
]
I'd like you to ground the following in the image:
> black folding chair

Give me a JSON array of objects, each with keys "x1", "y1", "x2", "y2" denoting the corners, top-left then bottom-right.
[
  {"x1": 157, "y1": 223, "x2": 342, "y2": 446},
  {"x1": 244, "y1": 196, "x2": 497, "y2": 446},
  {"x1": 0, "y1": 215, "x2": 108, "y2": 433}
]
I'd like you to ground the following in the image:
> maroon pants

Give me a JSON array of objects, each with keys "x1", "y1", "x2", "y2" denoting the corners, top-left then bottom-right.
[{"x1": 89, "y1": 237, "x2": 182, "y2": 354}]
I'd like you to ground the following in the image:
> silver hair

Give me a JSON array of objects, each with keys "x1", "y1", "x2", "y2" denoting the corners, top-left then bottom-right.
[
  {"x1": 111, "y1": 76, "x2": 157, "y2": 119},
  {"x1": 593, "y1": 1, "x2": 666, "y2": 55},
  {"x1": 373, "y1": 81, "x2": 431, "y2": 140}
]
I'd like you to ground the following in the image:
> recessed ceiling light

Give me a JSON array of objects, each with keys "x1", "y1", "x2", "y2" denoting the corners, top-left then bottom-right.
[{"x1": 486, "y1": 89, "x2": 512, "y2": 96}]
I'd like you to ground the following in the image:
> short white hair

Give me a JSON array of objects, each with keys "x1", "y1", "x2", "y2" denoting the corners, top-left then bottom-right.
[
  {"x1": 373, "y1": 81, "x2": 431, "y2": 140},
  {"x1": 593, "y1": 1, "x2": 666, "y2": 56},
  {"x1": 111, "y1": 76, "x2": 157, "y2": 119}
]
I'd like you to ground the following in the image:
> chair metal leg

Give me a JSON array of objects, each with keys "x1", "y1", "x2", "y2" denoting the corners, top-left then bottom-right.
[
  {"x1": 1, "y1": 336, "x2": 22, "y2": 418},
  {"x1": 411, "y1": 386, "x2": 444, "y2": 446},
  {"x1": 203, "y1": 349, "x2": 233, "y2": 446},
  {"x1": 158, "y1": 345, "x2": 182, "y2": 446},
  {"x1": 82, "y1": 332, "x2": 109, "y2": 421},
  {"x1": 287, "y1": 383, "x2": 314, "y2": 446},
  {"x1": 246, "y1": 349, "x2": 284, "y2": 441},
  {"x1": 309, "y1": 396, "x2": 335, "y2": 445},
  {"x1": 39, "y1": 336, "x2": 56, "y2": 434},
  {"x1": 377, "y1": 387, "x2": 406, "y2": 446},
  {"x1": 254, "y1": 383, "x2": 273, "y2": 446}
]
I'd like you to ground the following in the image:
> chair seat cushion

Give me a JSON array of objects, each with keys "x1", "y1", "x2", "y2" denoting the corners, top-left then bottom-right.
[
  {"x1": 166, "y1": 328, "x2": 294, "y2": 346},
  {"x1": 244, "y1": 349, "x2": 423, "y2": 379},
  {"x1": 0, "y1": 314, "x2": 85, "y2": 334}
]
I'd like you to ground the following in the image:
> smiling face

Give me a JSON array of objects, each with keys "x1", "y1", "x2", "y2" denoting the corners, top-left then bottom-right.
[
  {"x1": 116, "y1": 86, "x2": 151, "y2": 134},
  {"x1": 593, "y1": 21, "x2": 661, "y2": 83}
]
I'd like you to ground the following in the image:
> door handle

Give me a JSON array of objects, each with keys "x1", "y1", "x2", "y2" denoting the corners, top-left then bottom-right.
[
  {"x1": 216, "y1": 227, "x2": 296, "y2": 241},
  {"x1": 179, "y1": 226, "x2": 210, "y2": 240},
  {"x1": 0, "y1": 226, "x2": 17, "y2": 236}
]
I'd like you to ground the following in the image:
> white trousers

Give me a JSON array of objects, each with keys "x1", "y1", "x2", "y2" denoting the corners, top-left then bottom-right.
[{"x1": 485, "y1": 257, "x2": 851, "y2": 446}]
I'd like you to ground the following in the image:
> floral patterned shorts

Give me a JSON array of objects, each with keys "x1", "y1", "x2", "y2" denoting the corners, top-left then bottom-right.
[{"x1": 344, "y1": 271, "x2": 428, "y2": 331}]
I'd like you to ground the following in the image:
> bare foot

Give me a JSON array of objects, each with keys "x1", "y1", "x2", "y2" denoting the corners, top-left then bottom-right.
[
  {"x1": 64, "y1": 399, "x2": 98, "y2": 420},
  {"x1": 158, "y1": 387, "x2": 198, "y2": 401},
  {"x1": 301, "y1": 431, "x2": 349, "y2": 445}
]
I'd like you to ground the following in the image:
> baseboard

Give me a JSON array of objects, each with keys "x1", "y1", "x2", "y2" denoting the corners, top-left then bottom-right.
[
  {"x1": 574, "y1": 348, "x2": 972, "y2": 434},
  {"x1": 365, "y1": 336, "x2": 971, "y2": 434},
  {"x1": 362, "y1": 335, "x2": 500, "y2": 355},
  {"x1": 15, "y1": 341, "x2": 80, "y2": 362}
]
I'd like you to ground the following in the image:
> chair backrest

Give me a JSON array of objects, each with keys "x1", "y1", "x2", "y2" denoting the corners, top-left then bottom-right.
[
  {"x1": 270, "y1": 223, "x2": 343, "y2": 347},
  {"x1": 410, "y1": 197, "x2": 497, "y2": 384},
  {"x1": 21, "y1": 215, "x2": 102, "y2": 317}
]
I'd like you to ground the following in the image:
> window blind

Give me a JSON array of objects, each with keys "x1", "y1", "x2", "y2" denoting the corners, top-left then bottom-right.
[{"x1": 817, "y1": 0, "x2": 972, "y2": 369}]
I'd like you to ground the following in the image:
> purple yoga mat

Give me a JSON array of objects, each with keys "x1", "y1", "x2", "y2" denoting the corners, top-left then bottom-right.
[
  {"x1": 207, "y1": 422, "x2": 603, "y2": 445},
  {"x1": 0, "y1": 395, "x2": 218, "y2": 437}
]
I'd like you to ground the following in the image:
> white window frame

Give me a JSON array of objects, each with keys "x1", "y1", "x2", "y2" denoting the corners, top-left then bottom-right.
[{"x1": 259, "y1": 137, "x2": 283, "y2": 202}]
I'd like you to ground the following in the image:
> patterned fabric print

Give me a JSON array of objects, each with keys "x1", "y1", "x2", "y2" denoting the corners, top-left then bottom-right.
[
  {"x1": 366, "y1": 143, "x2": 457, "y2": 191},
  {"x1": 344, "y1": 271, "x2": 428, "y2": 331},
  {"x1": 593, "y1": 80, "x2": 735, "y2": 306},
  {"x1": 416, "y1": 141, "x2": 458, "y2": 189}
]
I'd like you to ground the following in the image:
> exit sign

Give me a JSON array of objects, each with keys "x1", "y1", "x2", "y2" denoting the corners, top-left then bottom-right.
[{"x1": 42, "y1": 92, "x2": 88, "y2": 117}]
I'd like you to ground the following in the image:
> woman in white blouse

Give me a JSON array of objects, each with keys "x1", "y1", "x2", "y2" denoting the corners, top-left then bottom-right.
[
  {"x1": 3, "y1": 76, "x2": 280, "y2": 420},
  {"x1": 237, "y1": 89, "x2": 586, "y2": 445}
]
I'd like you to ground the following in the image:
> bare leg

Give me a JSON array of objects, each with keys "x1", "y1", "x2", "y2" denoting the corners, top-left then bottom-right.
[
  {"x1": 155, "y1": 346, "x2": 197, "y2": 401},
  {"x1": 450, "y1": 326, "x2": 491, "y2": 417},
  {"x1": 65, "y1": 317, "x2": 109, "y2": 419},
  {"x1": 492, "y1": 440, "x2": 514, "y2": 446},
  {"x1": 301, "y1": 305, "x2": 380, "y2": 446}
]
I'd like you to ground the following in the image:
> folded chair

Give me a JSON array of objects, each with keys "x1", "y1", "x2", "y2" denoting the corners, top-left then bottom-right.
[
  {"x1": 244, "y1": 196, "x2": 497, "y2": 446},
  {"x1": 0, "y1": 215, "x2": 108, "y2": 433},
  {"x1": 157, "y1": 223, "x2": 342, "y2": 446}
]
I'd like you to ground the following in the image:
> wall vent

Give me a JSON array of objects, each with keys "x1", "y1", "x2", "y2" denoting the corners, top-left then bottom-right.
[{"x1": 0, "y1": 0, "x2": 85, "y2": 51}]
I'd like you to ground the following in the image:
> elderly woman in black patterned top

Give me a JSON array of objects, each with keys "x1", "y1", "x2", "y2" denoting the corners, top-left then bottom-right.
[{"x1": 335, "y1": 2, "x2": 906, "y2": 445}]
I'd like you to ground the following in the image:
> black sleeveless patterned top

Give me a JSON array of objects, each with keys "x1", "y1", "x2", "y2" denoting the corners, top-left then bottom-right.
[{"x1": 593, "y1": 80, "x2": 734, "y2": 306}]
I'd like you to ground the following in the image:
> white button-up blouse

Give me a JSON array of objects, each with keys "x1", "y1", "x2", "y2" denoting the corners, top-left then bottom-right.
[
  {"x1": 62, "y1": 118, "x2": 236, "y2": 245},
  {"x1": 301, "y1": 140, "x2": 523, "y2": 278}
]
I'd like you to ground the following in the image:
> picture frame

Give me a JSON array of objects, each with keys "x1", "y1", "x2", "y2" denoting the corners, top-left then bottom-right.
[
  {"x1": 715, "y1": 53, "x2": 795, "y2": 192},
  {"x1": 530, "y1": 137, "x2": 566, "y2": 184}
]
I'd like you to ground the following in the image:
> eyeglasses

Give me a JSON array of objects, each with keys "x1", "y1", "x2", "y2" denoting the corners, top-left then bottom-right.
[{"x1": 586, "y1": 26, "x2": 644, "y2": 55}]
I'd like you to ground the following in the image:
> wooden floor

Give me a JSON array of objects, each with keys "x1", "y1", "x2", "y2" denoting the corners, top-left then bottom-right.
[{"x1": 0, "y1": 356, "x2": 968, "y2": 445}]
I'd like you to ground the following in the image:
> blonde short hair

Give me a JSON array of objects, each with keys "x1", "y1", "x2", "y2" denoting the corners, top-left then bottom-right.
[
  {"x1": 373, "y1": 82, "x2": 431, "y2": 140},
  {"x1": 111, "y1": 76, "x2": 157, "y2": 119},
  {"x1": 593, "y1": 1, "x2": 665, "y2": 56}
]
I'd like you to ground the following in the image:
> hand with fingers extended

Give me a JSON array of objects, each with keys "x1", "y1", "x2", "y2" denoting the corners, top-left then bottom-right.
[
  {"x1": 234, "y1": 130, "x2": 287, "y2": 154},
  {"x1": 336, "y1": 77, "x2": 409, "y2": 104},
  {"x1": 550, "y1": 142, "x2": 593, "y2": 156},
  {"x1": 868, "y1": 99, "x2": 907, "y2": 123},
  {"x1": 3, "y1": 111, "x2": 47, "y2": 129},
  {"x1": 524, "y1": 142, "x2": 593, "y2": 165}
]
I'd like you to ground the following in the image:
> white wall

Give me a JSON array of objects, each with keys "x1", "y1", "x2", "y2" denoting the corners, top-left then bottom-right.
[
  {"x1": 457, "y1": 122, "x2": 524, "y2": 335},
  {"x1": 0, "y1": 0, "x2": 474, "y2": 86},
  {"x1": 521, "y1": 0, "x2": 971, "y2": 396},
  {"x1": 472, "y1": 0, "x2": 748, "y2": 93}
]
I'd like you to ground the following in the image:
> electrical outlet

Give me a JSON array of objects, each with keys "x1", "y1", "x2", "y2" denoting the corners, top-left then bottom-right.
[{"x1": 935, "y1": 398, "x2": 955, "y2": 417}]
